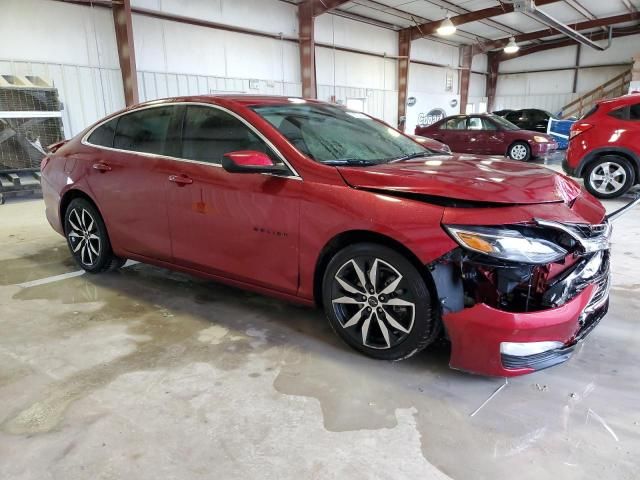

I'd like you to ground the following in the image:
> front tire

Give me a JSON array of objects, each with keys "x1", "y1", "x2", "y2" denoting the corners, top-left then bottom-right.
[
  {"x1": 64, "y1": 198, "x2": 125, "y2": 273},
  {"x1": 322, "y1": 243, "x2": 439, "y2": 361},
  {"x1": 583, "y1": 155, "x2": 635, "y2": 199},
  {"x1": 507, "y1": 141, "x2": 531, "y2": 161}
]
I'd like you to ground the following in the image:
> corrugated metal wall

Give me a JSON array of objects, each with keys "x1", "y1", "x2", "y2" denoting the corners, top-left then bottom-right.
[
  {"x1": 316, "y1": 84, "x2": 398, "y2": 127},
  {"x1": 136, "y1": 70, "x2": 301, "y2": 102}
]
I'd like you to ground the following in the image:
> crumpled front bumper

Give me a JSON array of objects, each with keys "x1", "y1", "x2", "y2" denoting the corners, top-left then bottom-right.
[{"x1": 441, "y1": 249, "x2": 610, "y2": 377}]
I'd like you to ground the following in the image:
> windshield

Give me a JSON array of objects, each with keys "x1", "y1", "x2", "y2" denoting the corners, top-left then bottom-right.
[
  {"x1": 488, "y1": 114, "x2": 520, "y2": 131},
  {"x1": 252, "y1": 103, "x2": 428, "y2": 165}
]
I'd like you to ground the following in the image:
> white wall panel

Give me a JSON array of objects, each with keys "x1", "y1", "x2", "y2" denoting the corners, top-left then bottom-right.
[
  {"x1": 472, "y1": 53, "x2": 488, "y2": 73},
  {"x1": 315, "y1": 15, "x2": 398, "y2": 55},
  {"x1": 136, "y1": 70, "x2": 301, "y2": 102},
  {"x1": 131, "y1": 0, "x2": 298, "y2": 37},
  {"x1": 0, "y1": 0, "x2": 119, "y2": 69},
  {"x1": 579, "y1": 35, "x2": 639, "y2": 66},
  {"x1": 315, "y1": 47, "x2": 397, "y2": 125},
  {"x1": 576, "y1": 65, "x2": 630, "y2": 93},
  {"x1": 317, "y1": 84, "x2": 397, "y2": 127},
  {"x1": 469, "y1": 73, "x2": 486, "y2": 97},
  {"x1": 408, "y1": 63, "x2": 459, "y2": 96},
  {"x1": 411, "y1": 39, "x2": 458, "y2": 67},
  {"x1": 133, "y1": 14, "x2": 300, "y2": 83},
  {"x1": 500, "y1": 45, "x2": 578, "y2": 73}
]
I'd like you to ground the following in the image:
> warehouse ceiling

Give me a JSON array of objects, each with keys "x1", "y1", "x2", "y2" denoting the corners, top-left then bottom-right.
[{"x1": 284, "y1": 0, "x2": 640, "y2": 50}]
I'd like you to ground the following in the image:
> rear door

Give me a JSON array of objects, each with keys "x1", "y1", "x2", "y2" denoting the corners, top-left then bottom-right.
[
  {"x1": 84, "y1": 105, "x2": 179, "y2": 261},
  {"x1": 165, "y1": 104, "x2": 301, "y2": 294},
  {"x1": 433, "y1": 117, "x2": 468, "y2": 153}
]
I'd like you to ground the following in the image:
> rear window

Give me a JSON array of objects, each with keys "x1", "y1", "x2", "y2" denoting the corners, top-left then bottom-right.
[{"x1": 87, "y1": 118, "x2": 118, "y2": 148}]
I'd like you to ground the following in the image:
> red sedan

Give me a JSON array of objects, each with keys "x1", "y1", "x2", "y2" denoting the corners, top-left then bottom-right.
[
  {"x1": 415, "y1": 114, "x2": 557, "y2": 161},
  {"x1": 42, "y1": 96, "x2": 612, "y2": 376}
]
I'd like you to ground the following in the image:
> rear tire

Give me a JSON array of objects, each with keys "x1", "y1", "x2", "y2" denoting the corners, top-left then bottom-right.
[
  {"x1": 322, "y1": 243, "x2": 440, "y2": 361},
  {"x1": 64, "y1": 198, "x2": 125, "y2": 273},
  {"x1": 507, "y1": 141, "x2": 531, "y2": 161},
  {"x1": 583, "y1": 155, "x2": 635, "y2": 199}
]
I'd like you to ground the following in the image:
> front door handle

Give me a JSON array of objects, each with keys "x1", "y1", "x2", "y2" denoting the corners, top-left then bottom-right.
[
  {"x1": 168, "y1": 174, "x2": 193, "y2": 186},
  {"x1": 93, "y1": 162, "x2": 111, "y2": 172}
]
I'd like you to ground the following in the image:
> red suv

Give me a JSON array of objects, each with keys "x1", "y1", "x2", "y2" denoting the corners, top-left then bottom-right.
[
  {"x1": 42, "y1": 96, "x2": 614, "y2": 377},
  {"x1": 564, "y1": 94, "x2": 640, "y2": 198}
]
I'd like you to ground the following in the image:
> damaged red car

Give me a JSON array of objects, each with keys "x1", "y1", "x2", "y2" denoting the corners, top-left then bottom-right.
[{"x1": 41, "y1": 96, "x2": 627, "y2": 377}]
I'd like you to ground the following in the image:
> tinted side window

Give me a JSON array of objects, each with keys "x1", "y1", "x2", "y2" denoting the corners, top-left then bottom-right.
[
  {"x1": 609, "y1": 106, "x2": 629, "y2": 120},
  {"x1": 181, "y1": 106, "x2": 279, "y2": 165},
  {"x1": 114, "y1": 106, "x2": 174, "y2": 155},
  {"x1": 505, "y1": 111, "x2": 520, "y2": 123},
  {"x1": 442, "y1": 118, "x2": 466, "y2": 130},
  {"x1": 629, "y1": 103, "x2": 640, "y2": 120},
  {"x1": 87, "y1": 118, "x2": 118, "y2": 147}
]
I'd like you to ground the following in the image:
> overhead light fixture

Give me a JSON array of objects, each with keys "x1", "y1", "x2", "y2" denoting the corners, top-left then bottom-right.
[
  {"x1": 504, "y1": 37, "x2": 520, "y2": 54},
  {"x1": 437, "y1": 15, "x2": 456, "y2": 36}
]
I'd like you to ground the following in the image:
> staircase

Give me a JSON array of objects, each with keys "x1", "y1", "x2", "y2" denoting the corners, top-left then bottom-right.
[{"x1": 559, "y1": 68, "x2": 632, "y2": 119}]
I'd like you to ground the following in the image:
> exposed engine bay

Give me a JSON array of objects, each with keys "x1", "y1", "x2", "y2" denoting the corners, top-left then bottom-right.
[{"x1": 430, "y1": 220, "x2": 611, "y2": 315}]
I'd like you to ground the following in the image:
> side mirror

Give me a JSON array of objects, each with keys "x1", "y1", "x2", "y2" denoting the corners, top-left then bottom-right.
[{"x1": 222, "y1": 150, "x2": 290, "y2": 175}]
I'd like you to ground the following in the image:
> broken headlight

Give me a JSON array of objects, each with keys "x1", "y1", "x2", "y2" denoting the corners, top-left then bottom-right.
[{"x1": 444, "y1": 225, "x2": 567, "y2": 264}]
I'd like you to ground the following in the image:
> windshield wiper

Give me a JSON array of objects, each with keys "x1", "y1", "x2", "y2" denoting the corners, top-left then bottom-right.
[
  {"x1": 388, "y1": 151, "x2": 433, "y2": 163},
  {"x1": 321, "y1": 159, "x2": 378, "y2": 166}
]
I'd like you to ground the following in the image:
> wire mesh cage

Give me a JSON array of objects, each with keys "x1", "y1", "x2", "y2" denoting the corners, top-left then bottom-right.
[{"x1": 0, "y1": 79, "x2": 64, "y2": 202}]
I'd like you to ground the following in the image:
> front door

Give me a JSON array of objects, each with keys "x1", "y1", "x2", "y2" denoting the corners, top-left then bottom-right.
[{"x1": 165, "y1": 104, "x2": 301, "y2": 294}]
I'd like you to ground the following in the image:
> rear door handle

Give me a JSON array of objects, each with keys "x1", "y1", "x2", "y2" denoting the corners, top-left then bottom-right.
[
  {"x1": 168, "y1": 174, "x2": 193, "y2": 186},
  {"x1": 93, "y1": 162, "x2": 111, "y2": 172}
]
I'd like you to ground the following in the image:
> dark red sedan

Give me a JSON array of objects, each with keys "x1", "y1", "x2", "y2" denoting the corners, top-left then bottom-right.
[
  {"x1": 416, "y1": 114, "x2": 557, "y2": 161},
  {"x1": 42, "y1": 96, "x2": 612, "y2": 376}
]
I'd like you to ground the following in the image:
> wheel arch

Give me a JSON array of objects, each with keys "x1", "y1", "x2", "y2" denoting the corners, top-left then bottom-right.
[
  {"x1": 576, "y1": 147, "x2": 640, "y2": 180},
  {"x1": 312, "y1": 229, "x2": 436, "y2": 308},
  {"x1": 59, "y1": 189, "x2": 102, "y2": 234}
]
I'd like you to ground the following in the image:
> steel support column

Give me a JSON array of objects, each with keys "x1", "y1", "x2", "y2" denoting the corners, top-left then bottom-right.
[
  {"x1": 299, "y1": 1, "x2": 316, "y2": 99},
  {"x1": 112, "y1": 0, "x2": 139, "y2": 106},
  {"x1": 397, "y1": 28, "x2": 411, "y2": 131},
  {"x1": 459, "y1": 45, "x2": 473, "y2": 115},
  {"x1": 486, "y1": 51, "x2": 500, "y2": 112}
]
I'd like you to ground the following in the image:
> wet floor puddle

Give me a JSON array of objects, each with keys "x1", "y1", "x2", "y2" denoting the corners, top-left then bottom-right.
[
  {"x1": 0, "y1": 246, "x2": 77, "y2": 286},
  {"x1": 2, "y1": 263, "x2": 638, "y2": 479}
]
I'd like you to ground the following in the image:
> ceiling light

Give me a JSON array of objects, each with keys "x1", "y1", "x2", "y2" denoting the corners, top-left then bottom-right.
[
  {"x1": 504, "y1": 37, "x2": 519, "y2": 54},
  {"x1": 437, "y1": 15, "x2": 456, "y2": 36}
]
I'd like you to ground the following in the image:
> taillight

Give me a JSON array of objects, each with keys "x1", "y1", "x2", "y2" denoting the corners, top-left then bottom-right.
[
  {"x1": 47, "y1": 140, "x2": 67, "y2": 153},
  {"x1": 40, "y1": 155, "x2": 51, "y2": 171},
  {"x1": 570, "y1": 123, "x2": 593, "y2": 139}
]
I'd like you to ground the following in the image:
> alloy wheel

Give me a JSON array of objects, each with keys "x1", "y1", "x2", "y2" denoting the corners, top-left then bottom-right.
[
  {"x1": 67, "y1": 208, "x2": 101, "y2": 266},
  {"x1": 589, "y1": 162, "x2": 627, "y2": 195},
  {"x1": 510, "y1": 144, "x2": 528, "y2": 161},
  {"x1": 330, "y1": 257, "x2": 415, "y2": 350}
]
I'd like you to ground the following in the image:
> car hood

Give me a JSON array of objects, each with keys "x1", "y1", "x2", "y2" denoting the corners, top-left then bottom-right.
[{"x1": 337, "y1": 155, "x2": 581, "y2": 205}]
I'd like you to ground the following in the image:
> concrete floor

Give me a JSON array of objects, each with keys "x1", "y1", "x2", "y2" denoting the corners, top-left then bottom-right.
[{"x1": 1, "y1": 182, "x2": 639, "y2": 479}]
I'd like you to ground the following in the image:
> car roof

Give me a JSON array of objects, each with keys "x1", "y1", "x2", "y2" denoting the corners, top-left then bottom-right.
[
  {"x1": 597, "y1": 93, "x2": 640, "y2": 108},
  {"x1": 135, "y1": 95, "x2": 328, "y2": 108}
]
